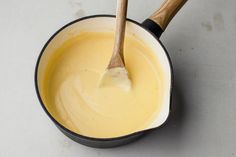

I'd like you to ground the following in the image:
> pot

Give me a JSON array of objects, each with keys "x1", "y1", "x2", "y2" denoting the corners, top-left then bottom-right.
[{"x1": 35, "y1": 0, "x2": 187, "y2": 148}]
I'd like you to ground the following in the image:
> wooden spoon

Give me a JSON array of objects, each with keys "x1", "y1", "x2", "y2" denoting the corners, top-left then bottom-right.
[{"x1": 100, "y1": 0, "x2": 131, "y2": 90}]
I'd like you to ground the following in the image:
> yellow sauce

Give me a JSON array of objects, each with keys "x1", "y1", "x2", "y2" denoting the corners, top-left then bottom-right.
[{"x1": 42, "y1": 32, "x2": 165, "y2": 138}]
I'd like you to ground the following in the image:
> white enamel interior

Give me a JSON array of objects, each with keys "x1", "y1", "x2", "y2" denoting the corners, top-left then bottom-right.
[{"x1": 37, "y1": 16, "x2": 172, "y2": 132}]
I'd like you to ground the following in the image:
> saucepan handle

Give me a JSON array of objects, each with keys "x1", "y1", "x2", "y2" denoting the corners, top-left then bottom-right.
[{"x1": 142, "y1": 0, "x2": 187, "y2": 38}]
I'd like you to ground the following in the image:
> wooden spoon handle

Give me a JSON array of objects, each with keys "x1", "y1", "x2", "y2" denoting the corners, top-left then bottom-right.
[
  {"x1": 112, "y1": 0, "x2": 128, "y2": 62},
  {"x1": 149, "y1": 0, "x2": 187, "y2": 31}
]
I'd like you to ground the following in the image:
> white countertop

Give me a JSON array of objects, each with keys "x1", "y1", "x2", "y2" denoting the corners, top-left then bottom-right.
[{"x1": 0, "y1": 0, "x2": 236, "y2": 156}]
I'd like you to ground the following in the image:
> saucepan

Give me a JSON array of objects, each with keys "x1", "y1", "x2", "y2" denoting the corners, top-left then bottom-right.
[{"x1": 35, "y1": 0, "x2": 187, "y2": 148}]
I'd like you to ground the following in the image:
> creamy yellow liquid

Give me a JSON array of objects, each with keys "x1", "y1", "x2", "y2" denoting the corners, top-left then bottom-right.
[{"x1": 42, "y1": 32, "x2": 165, "y2": 138}]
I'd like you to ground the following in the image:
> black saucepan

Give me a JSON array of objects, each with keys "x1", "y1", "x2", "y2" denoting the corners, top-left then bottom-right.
[{"x1": 35, "y1": 0, "x2": 187, "y2": 148}]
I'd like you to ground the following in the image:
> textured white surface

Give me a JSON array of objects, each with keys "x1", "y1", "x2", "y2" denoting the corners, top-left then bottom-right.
[{"x1": 0, "y1": 0, "x2": 236, "y2": 156}]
